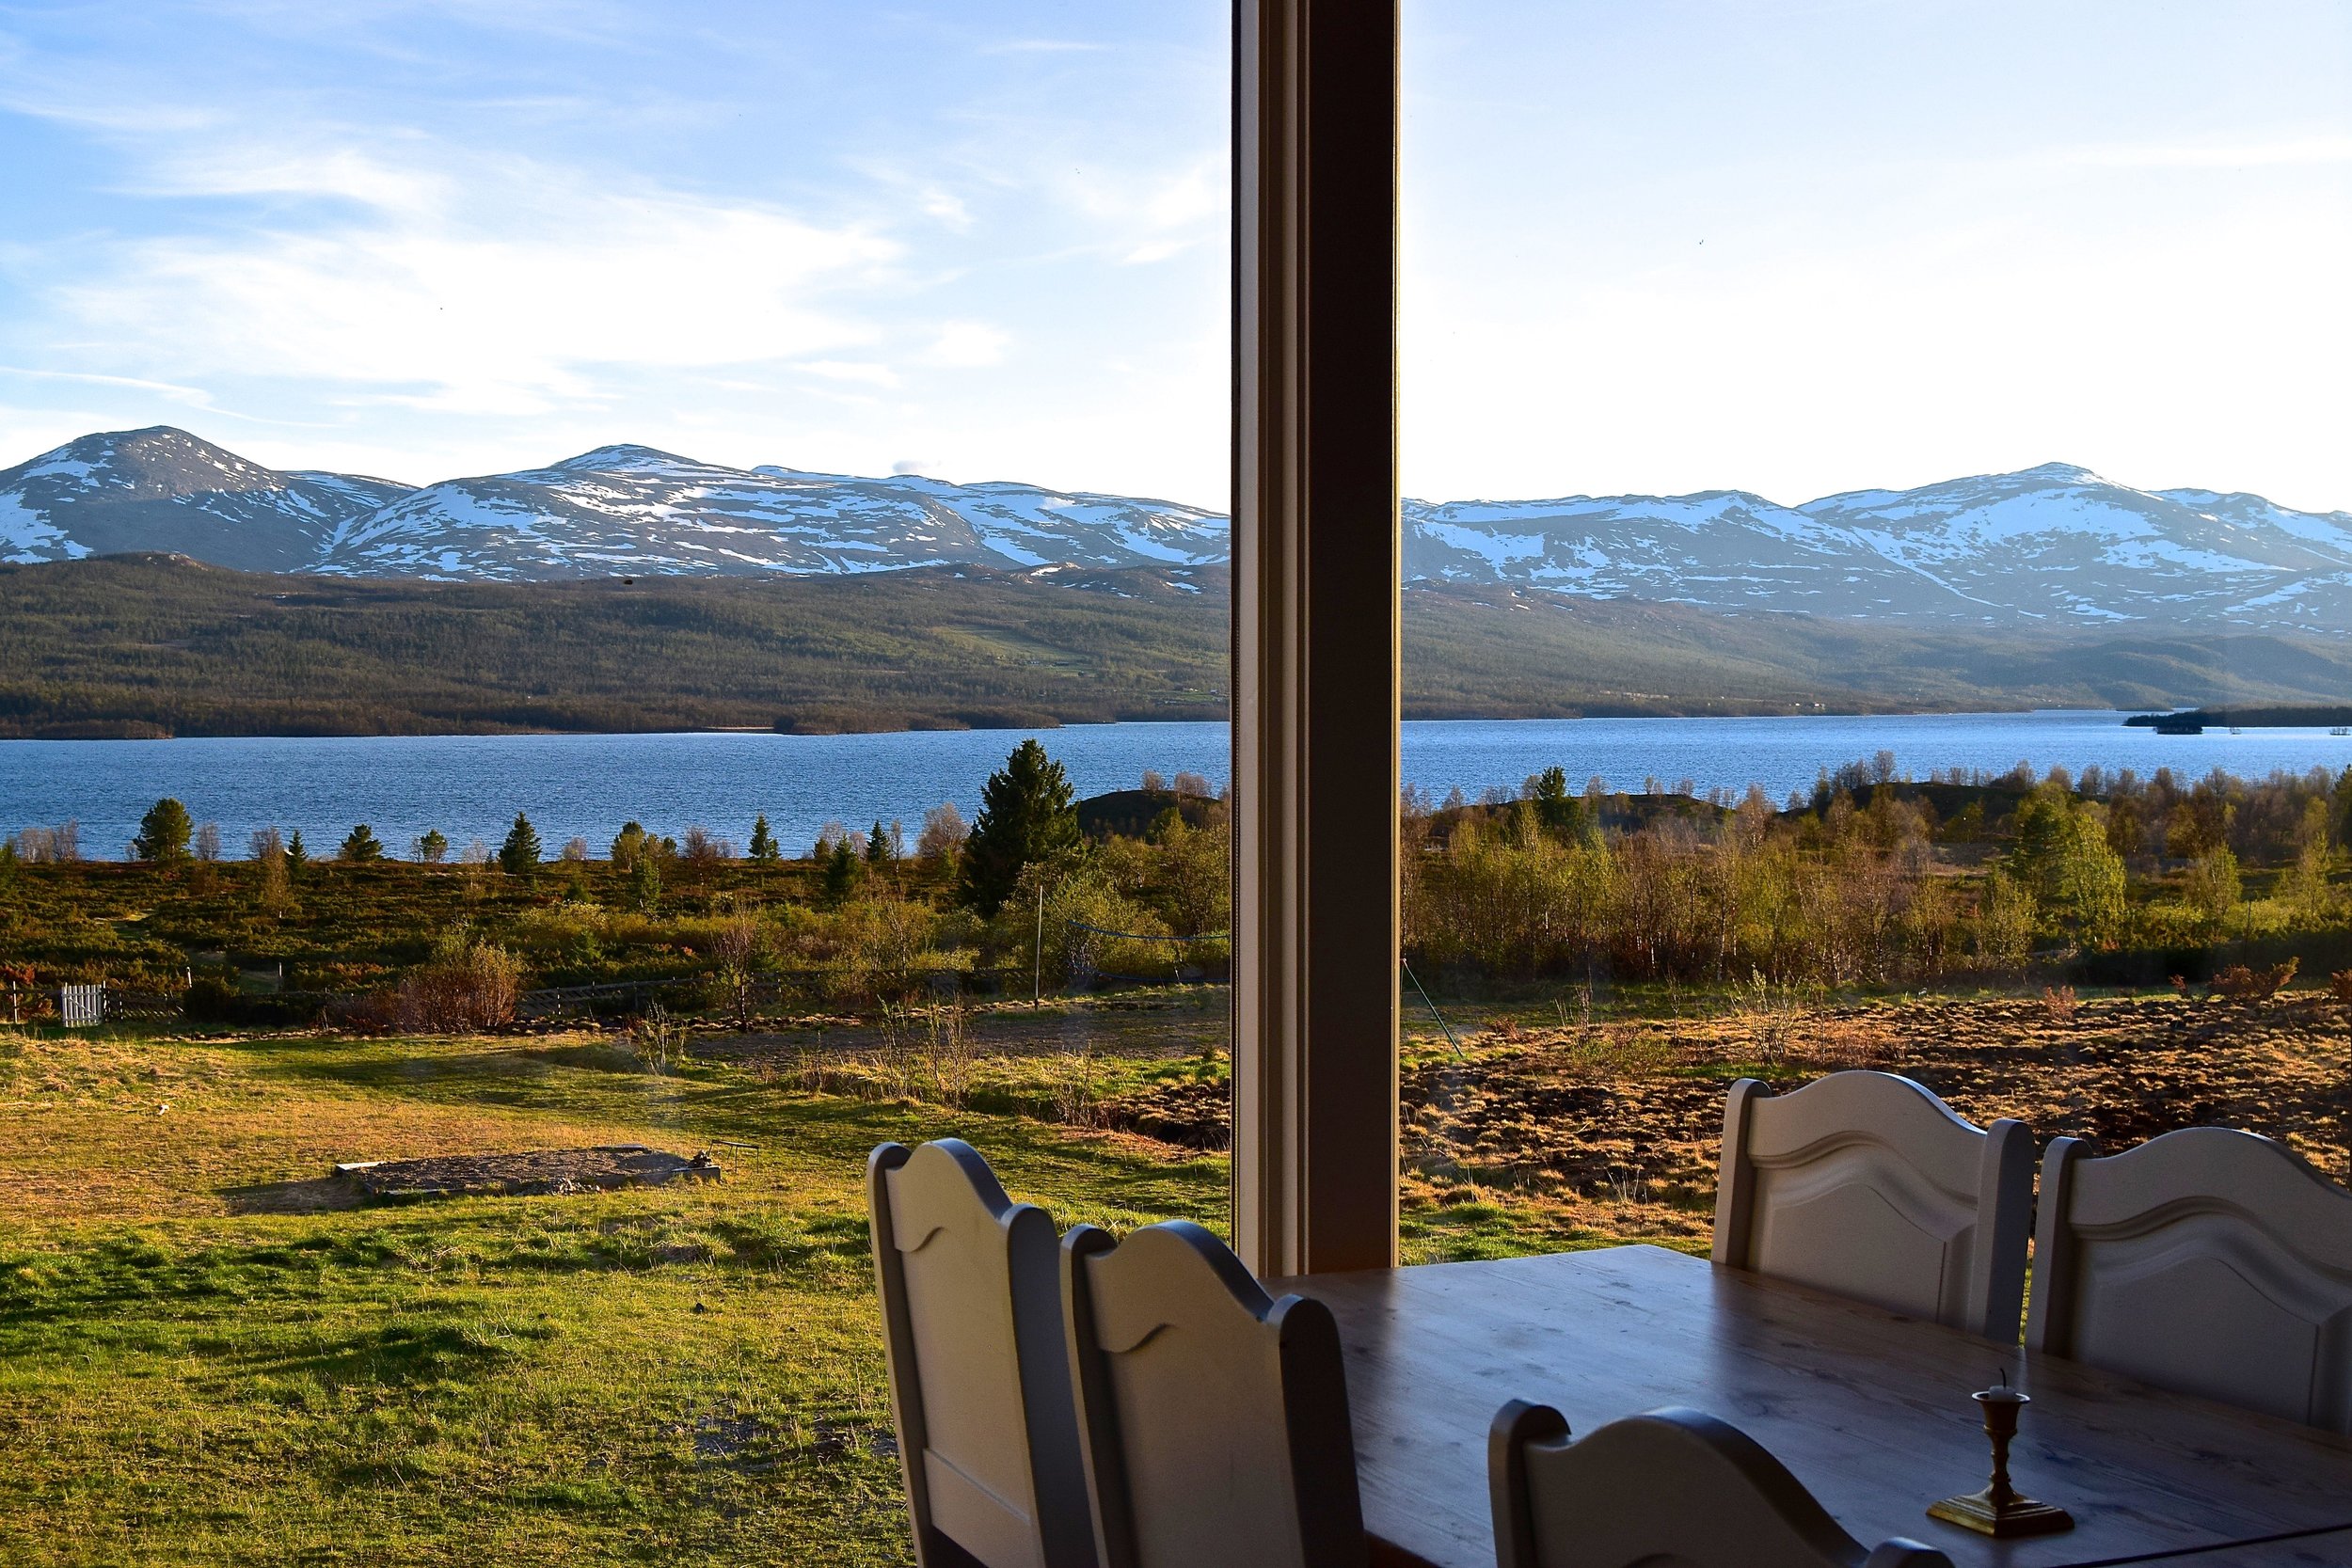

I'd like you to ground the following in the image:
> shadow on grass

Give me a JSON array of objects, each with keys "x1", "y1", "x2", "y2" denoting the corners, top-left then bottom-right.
[
  {"x1": 221, "y1": 1175, "x2": 365, "y2": 1214},
  {"x1": 237, "y1": 1315, "x2": 550, "y2": 1390}
]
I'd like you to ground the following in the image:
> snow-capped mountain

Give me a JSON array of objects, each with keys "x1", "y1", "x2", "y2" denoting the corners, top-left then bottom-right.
[
  {"x1": 8, "y1": 428, "x2": 2352, "y2": 633},
  {"x1": 314, "y1": 444, "x2": 1230, "y2": 579},
  {"x1": 0, "y1": 427, "x2": 409, "y2": 573},
  {"x1": 0, "y1": 428, "x2": 1228, "y2": 581},
  {"x1": 1402, "y1": 462, "x2": 2352, "y2": 633}
]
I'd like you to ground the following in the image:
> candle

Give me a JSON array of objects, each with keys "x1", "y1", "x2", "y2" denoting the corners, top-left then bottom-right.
[{"x1": 1927, "y1": 1370, "x2": 2074, "y2": 1538}]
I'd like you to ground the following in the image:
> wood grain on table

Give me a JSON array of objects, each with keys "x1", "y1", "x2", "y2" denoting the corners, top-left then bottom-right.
[
  {"x1": 2117, "y1": 1528, "x2": 2352, "y2": 1565},
  {"x1": 1271, "y1": 1246, "x2": 2352, "y2": 1568}
]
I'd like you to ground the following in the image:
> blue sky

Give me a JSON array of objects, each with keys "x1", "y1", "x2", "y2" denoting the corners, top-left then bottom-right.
[{"x1": 2, "y1": 1, "x2": 2347, "y2": 511}]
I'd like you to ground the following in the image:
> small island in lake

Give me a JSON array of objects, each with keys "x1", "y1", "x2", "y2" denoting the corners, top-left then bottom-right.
[{"x1": 2127, "y1": 705, "x2": 2352, "y2": 735}]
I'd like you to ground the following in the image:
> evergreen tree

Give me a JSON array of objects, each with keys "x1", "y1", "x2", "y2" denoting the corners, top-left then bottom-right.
[
  {"x1": 133, "y1": 798, "x2": 194, "y2": 863},
  {"x1": 416, "y1": 829, "x2": 449, "y2": 863},
  {"x1": 612, "y1": 821, "x2": 649, "y2": 867},
  {"x1": 821, "y1": 836, "x2": 862, "y2": 907},
  {"x1": 499, "y1": 813, "x2": 543, "y2": 878},
  {"x1": 286, "y1": 829, "x2": 309, "y2": 876},
  {"x1": 1524, "y1": 766, "x2": 1595, "y2": 843},
  {"x1": 958, "y1": 739, "x2": 1080, "y2": 915},
  {"x1": 865, "y1": 818, "x2": 894, "y2": 866},
  {"x1": 747, "y1": 815, "x2": 780, "y2": 864},
  {"x1": 340, "y1": 824, "x2": 386, "y2": 863},
  {"x1": 0, "y1": 840, "x2": 18, "y2": 895}
]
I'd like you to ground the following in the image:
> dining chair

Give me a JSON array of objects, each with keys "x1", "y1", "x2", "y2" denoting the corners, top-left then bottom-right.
[
  {"x1": 1714, "y1": 1070, "x2": 2034, "y2": 1340},
  {"x1": 2026, "y1": 1126, "x2": 2352, "y2": 1432},
  {"x1": 1060, "y1": 1219, "x2": 1366, "y2": 1568},
  {"x1": 1489, "y1": 1402, "x2": 1954, "y2": 1568},
  {"x1": 868, "y1": 1139, "x2": 1097, "y2": 1568}
]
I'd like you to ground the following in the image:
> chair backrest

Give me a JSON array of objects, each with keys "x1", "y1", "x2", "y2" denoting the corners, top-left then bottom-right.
[
  {"x1": 1713, "y1": 1070, "x2": 2033, "y2": 1340},
  {"x1": 1489, "y1": 1402, "x2": 1954, "y2": 1568},
  {"x1": 1060, "y1": 1220, "x2": 1365, "y2": 1568},
  {"x1": 2026, "y1": 1127, "x2": 2352, "y2": 1432},
  {"x1": 868, "y1": 1140, "x2": 1095, "y2": 1568}
]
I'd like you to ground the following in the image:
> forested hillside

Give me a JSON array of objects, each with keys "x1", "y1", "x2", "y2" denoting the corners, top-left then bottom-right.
[{"x1": 7, "y1": 554, "x2": 2352, "y2": 737}]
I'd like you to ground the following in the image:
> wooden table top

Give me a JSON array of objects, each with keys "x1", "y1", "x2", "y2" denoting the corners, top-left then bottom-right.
[
  {"x1": 1269, "y1": 1246, "x2": 2352, "y2": 1568},
  {"x1": 2129, "y1": 1531, "x2": 2352, "y2": 1565}
]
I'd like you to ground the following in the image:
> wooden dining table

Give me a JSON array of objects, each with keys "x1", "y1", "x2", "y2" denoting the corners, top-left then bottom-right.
[{"x1": 1270, "y1": 1245, "x2": 2352, "y2": 1568}]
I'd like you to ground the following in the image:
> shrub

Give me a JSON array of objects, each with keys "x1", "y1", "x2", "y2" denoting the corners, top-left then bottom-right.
[
  {"x1": 395, "y1": 936, "x2": 525, "y2": 1033},
  {"x1": 2332, "y1": 969, "x2": 2352, "y2": 1004},
  {"x1": 2210, "y1": 958, "x2": 2297, "y2": 1002},
  {"x1": 627, "y1": 1004, "x2": 691, "y2": 1073}
]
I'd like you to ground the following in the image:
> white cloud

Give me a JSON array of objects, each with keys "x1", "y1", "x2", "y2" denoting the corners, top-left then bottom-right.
[
  {"x1": 794, "y1": 360, "x2": 899, "y2": 387},
  {"x1": 919, "y1": 190, "x2": 974, "y2": 229},
  {"x1": 921, "y1": 322, "x2": 1010, "y2": 368},
  {"x1": 1121, "y1": 238, "x2": 1193, "y2": 265},
  {"x1": 40, "y1": 144, "x2": 905, "y2": 417}
]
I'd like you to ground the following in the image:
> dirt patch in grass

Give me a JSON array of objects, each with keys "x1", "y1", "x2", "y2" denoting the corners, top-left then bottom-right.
[
  {"x1": 347, "y1": 1146, "x2": 723, "y2": 1201},
  {"x1": 1097, "y1": 990, "x2": 2352, "y2": 1247}
]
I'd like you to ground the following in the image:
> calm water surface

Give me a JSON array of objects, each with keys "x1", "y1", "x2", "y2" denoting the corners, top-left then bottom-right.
[{"x1": 5, "y1": 712, "x2": 2348, "y2": 860}]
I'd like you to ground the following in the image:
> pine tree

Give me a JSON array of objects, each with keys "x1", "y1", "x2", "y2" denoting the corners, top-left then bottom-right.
[
  {"x1": 1524, "y1": 766, "x2": 1595, "y2": 843},
  {"x1": 612, "y1": 821, "x2": 649, "y2": 868},
  {"x1": 747, "y1": 815, "x2": 779, "y2": 864},
  {"x1": 416, "y1": 829, "x2": 449, "y2": 863},
  {"x1": 286, "y1": 830, "x2": 309, "y2": 876},
  {"x1": 340, "y1": 824, "x2": 386, "y2": 863},
  {"x1": 821, "y1": 837, "x2": 862, "y2": 907},
  {"x1": 865, "y1": 818, "x2": 893, "y2": 867},
  {"x1": 958, "y1": 739, "x2": 1079, "y2": 915},
  {"x1": 499, "y1": 813, "x2": 542, "y2": 878},
  {"x1": 133, "y1": 798, "x2": 194, "y2": 863}
]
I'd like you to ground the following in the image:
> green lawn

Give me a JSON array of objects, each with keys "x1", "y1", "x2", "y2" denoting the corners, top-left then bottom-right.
[{"x1": 0, "y1": 1029, "x2": 1227, "y2": 1567}]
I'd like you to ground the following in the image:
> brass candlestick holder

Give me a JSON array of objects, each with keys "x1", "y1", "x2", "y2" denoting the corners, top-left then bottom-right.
[{"x1": 1928, "y1": 1373, "x2": 2074, "y2": 1538}]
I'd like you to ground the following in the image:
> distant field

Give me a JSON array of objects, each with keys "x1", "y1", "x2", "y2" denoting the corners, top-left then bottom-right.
[{"x1": 8, "y1": 554, "x2": 2352, "y2": 736}]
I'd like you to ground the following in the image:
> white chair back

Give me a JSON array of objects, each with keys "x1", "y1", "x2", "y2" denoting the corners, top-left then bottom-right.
[
  {"x1": 2026, "y1": 1126, "x2": 2352, "y2": 1432},
  {"x1": 1061, "y1": 1220, "x2": 1365, "y2": 1568},
  {"x1": 869, "y1": 1139, "x2": 1096, "y2": 1568},
  {"x1": 1713, "y1": 1070, "x2": 2033, "y2": 1339},
  {"x1": 1489, "y1": 1402, "x2": 1953, "y2": 1568}
]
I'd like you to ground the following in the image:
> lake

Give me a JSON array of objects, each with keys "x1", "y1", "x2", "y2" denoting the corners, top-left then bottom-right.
[{"x1": 5, "y1": 711, "x2": 2349, "y2": 861}]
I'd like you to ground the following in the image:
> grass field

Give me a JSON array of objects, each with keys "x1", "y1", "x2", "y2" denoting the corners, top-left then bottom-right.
[
  {"x1": 8, "y1": 981, "x2": 2344, "y2": 1566},
  {"x1": 0, "y1": 1023, "x2": 1230, "y2": 1567}
]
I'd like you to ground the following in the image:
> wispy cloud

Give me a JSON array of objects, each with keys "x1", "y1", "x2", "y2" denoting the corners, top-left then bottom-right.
[
  {"x1": 2057, "y1": 134, "x2": 2352, "y2": 170},
  {"x1": 984, "y1": 39, "x2": 1113, "y2": 55},
  {"x1": 38, "y1": 139, "x2": 908, "y2": 416},
  {"x1": 0, "y1": 365, "x2": 215, "y2": 404},
  {"x1": 0, "y1": 0, "x2": 1233, "y2": 499}
]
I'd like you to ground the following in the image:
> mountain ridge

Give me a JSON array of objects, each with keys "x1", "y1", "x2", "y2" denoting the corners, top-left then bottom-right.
[{"x1": 7, "y1": 426, "x2": 2351, "y2": 632}]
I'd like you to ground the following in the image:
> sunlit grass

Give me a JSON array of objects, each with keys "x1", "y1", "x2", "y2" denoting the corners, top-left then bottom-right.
[{"x1": 0, "y1": 1029, "x2": 1226, "y2": 1567}]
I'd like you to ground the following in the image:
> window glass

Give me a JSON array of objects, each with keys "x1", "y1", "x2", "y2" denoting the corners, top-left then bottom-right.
[{"x1": 1398, "y1": 0, "x2": 2352, "y2": 1262}]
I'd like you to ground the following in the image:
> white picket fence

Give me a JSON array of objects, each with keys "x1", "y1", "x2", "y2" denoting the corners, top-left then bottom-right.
[{"x1": 59, "y1": 984, "x2": 106, "y2": 1028}]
